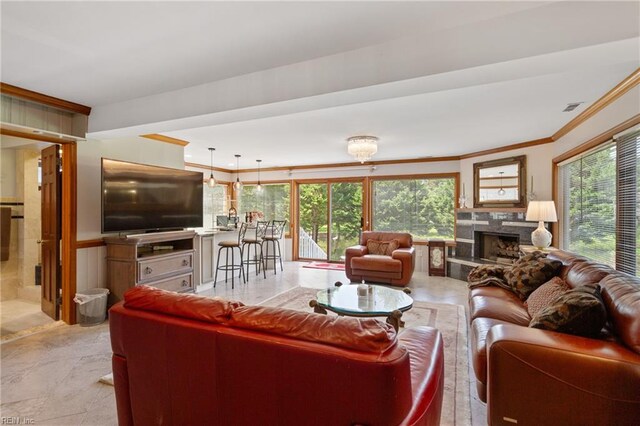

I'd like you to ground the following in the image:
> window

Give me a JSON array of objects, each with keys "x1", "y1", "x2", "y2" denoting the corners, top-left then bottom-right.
[
  {"x1": 237, "y1": 183, "x2": 290, "y2": 223},
  {"x1": 372, "y1": 177, "x2": 455, "y2": 240},
  {"x1": 203, "y1": 184, "x2": 228, "y2": 228},
  {"x1": 560, "y1": 129, "x2": 639, "y2": 275}
]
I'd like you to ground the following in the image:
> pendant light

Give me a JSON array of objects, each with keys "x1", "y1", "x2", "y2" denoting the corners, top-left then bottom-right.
[
  {"x1": 497, "y1": 171, "x2": 506, "y2": 196},
  {"x1": 233, "y1": 154, "x2": 243, "y2": 191},
  {"x1": 207, "y1": 148, "x2": 216, "y2": 187},
  {"x1": 256, "y1": 159, "x2": 263, "y2": 192}
]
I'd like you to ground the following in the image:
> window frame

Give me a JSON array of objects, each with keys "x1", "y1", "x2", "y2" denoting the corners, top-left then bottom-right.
[{"x1": 368, "y1": 173, "x2": 460, "y2": 242}]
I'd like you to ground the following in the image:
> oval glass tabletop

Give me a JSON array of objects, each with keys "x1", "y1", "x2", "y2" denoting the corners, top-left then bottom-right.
[{"x1": 315, "y1": 284, "x2": 413, "y2": 315}]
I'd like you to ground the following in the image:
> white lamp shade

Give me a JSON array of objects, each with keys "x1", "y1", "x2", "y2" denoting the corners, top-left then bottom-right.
[{"x1": 526, "y1": 201, "x2": 557, "y2": 222}]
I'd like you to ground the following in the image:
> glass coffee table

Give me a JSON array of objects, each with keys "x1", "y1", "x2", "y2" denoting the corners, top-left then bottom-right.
[{"x1": 309, "y1": 283, "x2": 413, "y2": 331}]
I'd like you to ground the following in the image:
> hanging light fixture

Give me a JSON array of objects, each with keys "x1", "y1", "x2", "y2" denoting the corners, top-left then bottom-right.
[
  {"x1": 347, "y1": 135, "x2": 378, "y2": 163},
  {"x1": 497, "y1": 171, "x2": 506, "y2": 196},
  {"x1": 233, "y1": 154, "x2": 243, "y2": 191},
  {"x1": 256, "y1": 159, "x2": 263, "y2": 192},
  {"x1": 207, "y1": 147, "x2": 216, "y2": 187}
]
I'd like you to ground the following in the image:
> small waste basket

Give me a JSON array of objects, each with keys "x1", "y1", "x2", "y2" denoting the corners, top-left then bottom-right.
[{"x1": 74, "y1": 288, "x2": 110, "y2": 326}]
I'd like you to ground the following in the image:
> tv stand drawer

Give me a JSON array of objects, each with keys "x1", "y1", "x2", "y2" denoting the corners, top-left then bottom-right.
[
  {"x1": 146, "y1": 273, "x2": 194, "y2": 293},
  {"x1": 138, "y1": 252, "x2": 193, "y2": 282}
]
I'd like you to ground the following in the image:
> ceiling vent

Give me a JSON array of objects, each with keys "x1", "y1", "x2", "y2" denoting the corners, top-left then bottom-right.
[{"x1": 563, "y1": 102, "x2": 583, "y2": 112}]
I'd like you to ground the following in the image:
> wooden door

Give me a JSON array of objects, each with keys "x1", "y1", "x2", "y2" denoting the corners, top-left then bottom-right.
[{"x1": 41, "y1": 145, "x2": 61, "y2": 319}]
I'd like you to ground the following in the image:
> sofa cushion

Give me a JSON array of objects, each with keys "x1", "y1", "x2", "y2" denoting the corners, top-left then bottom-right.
[
  {"x1": 599, "y1": 273, "x2": 640, "y2": 355},
  {"x1": 469, "y1": 295, "x2": 531, "y2": 325},
  {"x1": 123, "y1": 285, "x2": 243, "y2": 323},
  {"x1": 504, "y1": 252, "x2": 562, "y2": 300},
  {"x1": 525, "y1": 276, "x2": 570, "y2": 317},
  {"x1": 351, "y1": 254, "x2": 402, "y2": 273},
  {"x1": 367, "y1": 239, "x2": 400, "y2": 256},
  {"x1": 470, "y1": 317, "x2": 512, "y2": 387},
  {"x1": 530, "y1": 285, "x2": 607, "y2": 337},
  {"x1": 229, "y1": 305, "x2": 397, "y2": 353},
  {"x1": 565, "y1": 261, "x2": 615, "y2": 289},
  {"x1": 469, "y1": 286, "x2": 522, "y2": 304}
]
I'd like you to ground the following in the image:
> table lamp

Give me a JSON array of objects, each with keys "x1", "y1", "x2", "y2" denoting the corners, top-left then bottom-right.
[{"x1": 526, "y1": 201, "x2": 557, "y2": 249}]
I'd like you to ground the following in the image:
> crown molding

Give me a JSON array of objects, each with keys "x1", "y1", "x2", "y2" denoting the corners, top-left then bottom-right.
[
  {"x1": 459, "y1": 137, "x2": 554, "y2": 160},
  {"x1": 0, "y1": 82, "x2": 91, "y2": 115},
  {"x1": 141, "y1": 134, "x2": 189, "y2": 146},
  {"x1": 552, "y1": 67, "x2": 640, "y2": 141}
]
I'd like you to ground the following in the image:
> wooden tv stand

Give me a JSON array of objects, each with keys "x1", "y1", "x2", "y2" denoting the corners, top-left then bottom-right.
[{"x1": 104, "y1": 230, "x2": 196, "y2": 305}]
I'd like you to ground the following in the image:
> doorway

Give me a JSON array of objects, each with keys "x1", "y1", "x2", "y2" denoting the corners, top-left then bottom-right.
[
  {"x1": 0, "y1": 142, "x2": 56, "y2": 338},
  {"x1": 296, "y1": 180, "x2": 363, "y2": 262}
]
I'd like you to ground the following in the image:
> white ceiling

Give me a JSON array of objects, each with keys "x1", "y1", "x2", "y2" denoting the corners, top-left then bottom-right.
[{"x1": 2, "y1": 1, "x2": 639, "y2": 169}]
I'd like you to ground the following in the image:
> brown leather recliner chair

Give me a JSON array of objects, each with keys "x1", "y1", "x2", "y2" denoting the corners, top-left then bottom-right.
[{"x1": 345, "y1": 231, "x2": 415, "y2": 287}]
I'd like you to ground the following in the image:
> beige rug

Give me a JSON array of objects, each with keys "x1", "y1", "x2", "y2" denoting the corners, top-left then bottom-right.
[{"x1": 260, "y1": 286, "x2": 471, "y2": 426}]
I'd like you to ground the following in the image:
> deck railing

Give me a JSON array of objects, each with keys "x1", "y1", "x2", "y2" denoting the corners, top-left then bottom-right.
[{"x1": 298, "y1": 227, "x2": 327, "y2": 259}]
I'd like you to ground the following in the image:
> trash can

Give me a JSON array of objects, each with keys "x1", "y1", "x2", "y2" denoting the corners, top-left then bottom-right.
[{"x1": 74, "y1": 288, "x2": 110, "y2": 326}]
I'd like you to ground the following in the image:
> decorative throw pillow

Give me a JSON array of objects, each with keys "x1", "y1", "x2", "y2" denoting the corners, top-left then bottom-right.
[
  {"x1": 467, "y1": 264, "x2": 512, "y2": 292},
  {"x1": 366, "y1": 239, "x2": 400, "y2": 256},
  {"x1": 504, "y1": 251, "x2": 562, "y2": 300},
  {"x1": 529, "y1": 284, "x2": 607, "y2": 337},
  {"x1": 524, "y1": 276, "x2": 570, "y2": 317}
]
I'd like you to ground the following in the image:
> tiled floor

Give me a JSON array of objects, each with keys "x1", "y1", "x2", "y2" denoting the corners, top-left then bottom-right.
[
  {"x1": 1, "y1": 298, "x2": 56, "y2": 339},
  {"x1": 0, "y1": 262, "x2": 487, "y2": 425}
]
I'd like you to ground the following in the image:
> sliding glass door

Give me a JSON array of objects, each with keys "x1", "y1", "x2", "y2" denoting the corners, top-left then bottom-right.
[{"x1": 297, "y1": 180, "x2": 363, "y2": 262}]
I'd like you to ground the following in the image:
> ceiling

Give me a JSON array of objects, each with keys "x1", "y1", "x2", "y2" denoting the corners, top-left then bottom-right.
[{"x1": 2, "y1": 1, "x2": 639, "y2": 169}]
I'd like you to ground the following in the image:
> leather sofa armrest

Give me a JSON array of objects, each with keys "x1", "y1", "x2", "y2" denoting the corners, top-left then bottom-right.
[
  {"x1": 486, "y1": 324, "x2": 640, "y2": 425},
  {"x1": 345, "y1": 245, "x2": 367, "y2": 279},
  {"x1": 392, "y1": 247, "x2": 415, "y2": 261}
]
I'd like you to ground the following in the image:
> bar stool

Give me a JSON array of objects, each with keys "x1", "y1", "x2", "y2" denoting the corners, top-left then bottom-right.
[
  {"x1": 262, "y1": 220, "x2": 287, "y2": 274},
  {"x1": 214, "y1": 223, "x2": 247, "y2": 289},
  {"x1": 242, "y1": 221, "x2": 268, "y2": 279}
]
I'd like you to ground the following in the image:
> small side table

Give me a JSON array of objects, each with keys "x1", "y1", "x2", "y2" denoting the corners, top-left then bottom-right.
[
  {"x1": 519, "y1": 245, "x2": 558, "y2": 257},
  {"x1": 428, "y1": 240, "x2": 446, "y2": 276}
]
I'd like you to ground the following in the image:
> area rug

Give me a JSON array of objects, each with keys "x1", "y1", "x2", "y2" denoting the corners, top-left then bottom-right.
[
  {"x1": 260, "y1": 286, "x2": 471, "y2": 425},
  {"x1": 301, "y1": 261, "x2": 345, "y2": 271}
]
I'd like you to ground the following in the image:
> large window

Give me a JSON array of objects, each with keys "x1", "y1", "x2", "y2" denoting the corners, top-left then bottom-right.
[
  {"x1": 203, "y1": 184, "x2": 228, "y2": 228},
  {"x1": 372, "y1": 177, "x2": 455, "y2": 240},
  {"x1": 237, "y1": 183, "x2": 290, "y2": 222},
  {"x1": 560, "y1": 129, "x2": 639, "y2": 275}
]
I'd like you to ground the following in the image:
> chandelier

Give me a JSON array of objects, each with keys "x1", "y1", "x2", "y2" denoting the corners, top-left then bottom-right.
[{"x1": 347, "y1": 135, "x2": 378, "y2": 163}]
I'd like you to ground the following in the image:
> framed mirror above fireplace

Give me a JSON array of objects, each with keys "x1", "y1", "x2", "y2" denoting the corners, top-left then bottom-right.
[{"x1": 473, "y1": 155, "x2": 526, "y2": 208}]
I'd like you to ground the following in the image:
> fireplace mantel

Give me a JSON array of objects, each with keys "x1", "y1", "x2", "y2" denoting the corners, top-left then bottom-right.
[{"x1": 456, "y1": 207, "x2": 526, "y2": 213}]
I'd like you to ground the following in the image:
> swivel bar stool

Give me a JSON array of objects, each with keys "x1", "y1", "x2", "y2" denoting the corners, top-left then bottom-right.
[
  {"x1": 242, "y1": 221, "x2": 268, "y2": 279},
  {"x1": 214, "y1": 223, "x2": 247, "y2": 289},
  {"x1": 262, "y1": 220, "x2": 287, "y2": 275}
]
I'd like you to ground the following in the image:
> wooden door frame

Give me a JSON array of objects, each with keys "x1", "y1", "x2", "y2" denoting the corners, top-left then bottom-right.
[{"x1": 1, "y1": 128, "x2": 78, "y2": 324}]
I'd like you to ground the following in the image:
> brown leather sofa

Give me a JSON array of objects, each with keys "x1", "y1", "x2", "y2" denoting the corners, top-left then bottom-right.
[
  {"x1": 110, "y1": 285, "x2": 445, "y2": 425},
  {"x1": 346, "y1": 231, "x2": 415, "y2": 286},
  {"x1": 469, "y1": 250, "x2": 640, "y2": 426}
]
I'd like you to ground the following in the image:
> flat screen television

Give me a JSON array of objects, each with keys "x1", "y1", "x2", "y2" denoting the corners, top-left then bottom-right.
[{"x1": 101, "y1": 158, "x2": 203, "y2": 233}]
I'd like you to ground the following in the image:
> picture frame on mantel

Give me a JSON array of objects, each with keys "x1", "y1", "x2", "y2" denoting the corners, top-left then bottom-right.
[{"x1": 473, "y1": 155, "x2": 527, "y2": 208}]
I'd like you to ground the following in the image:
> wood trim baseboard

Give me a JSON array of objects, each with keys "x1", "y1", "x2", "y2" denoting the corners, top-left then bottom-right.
[
  {"x1": 0, "y1": 82, "x2": 91, "y2": 115},
  {"x1": 552, "y1": 68, "x2": 640, "y2": 141},
  {"x1": 141, "y1": 134, "x2": 190, "y2": 146},
  {"x1": 75, "y1": 239, "x2": 106, "y2": 249}
]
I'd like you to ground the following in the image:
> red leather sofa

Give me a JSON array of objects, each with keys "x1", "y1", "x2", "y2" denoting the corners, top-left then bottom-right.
[
  {"x1": 346, "y1": 231, "x2": 416, "y2": 286},
  {"x1": 109, "y1": 285, "x2": 444, "y2": 426},
  {"x1": 469, "y1": 250, "x2": 640, "y2": 426}
]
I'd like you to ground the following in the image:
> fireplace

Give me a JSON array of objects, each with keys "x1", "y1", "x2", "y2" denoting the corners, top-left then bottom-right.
[{"x1": 475, "y1": 231, "x2": 520, "y2": 264}]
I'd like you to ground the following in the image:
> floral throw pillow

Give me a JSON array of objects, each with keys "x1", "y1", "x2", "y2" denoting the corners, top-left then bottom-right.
[
  {"x1": 366, "y1": 239, "x2": 400, "y2": 256},
  {"x1": 524, "y1": 276, "x2": 570, "y2": 317},
  {"x1": 529, "y1": 285, "x2": 607, "y2": 337},
  {"x1": 504, "y1": 251, "x2": 562, "y2": 300}
]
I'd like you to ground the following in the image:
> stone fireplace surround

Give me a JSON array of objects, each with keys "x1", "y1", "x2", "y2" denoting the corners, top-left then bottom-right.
[{"x1": 447, "y1": 208, "x2": 544, "y2": 281}]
